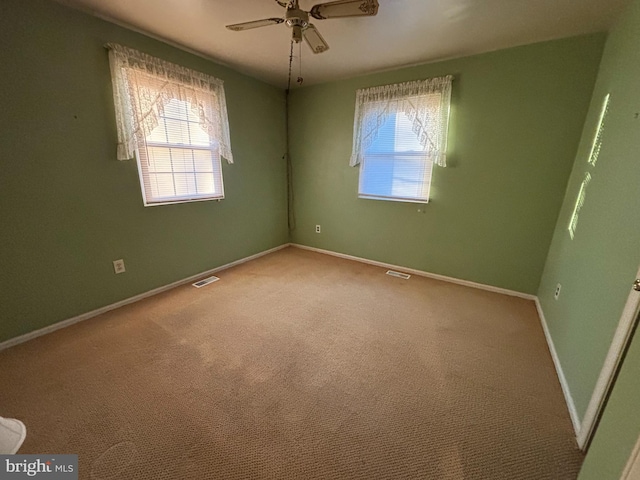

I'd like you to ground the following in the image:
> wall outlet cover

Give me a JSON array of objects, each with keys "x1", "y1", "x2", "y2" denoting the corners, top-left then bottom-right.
[{"x1": 113, "y1": 259, "x2": 126, "y2": 274}]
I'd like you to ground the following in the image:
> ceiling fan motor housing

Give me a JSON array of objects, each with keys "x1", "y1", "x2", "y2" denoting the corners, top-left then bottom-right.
[
  {"x1": 285, "y1": 6, "x2": 309, "y2": 43},
  {"x1": 285, "y1": 7, "x2": 309, "y2": 29}
]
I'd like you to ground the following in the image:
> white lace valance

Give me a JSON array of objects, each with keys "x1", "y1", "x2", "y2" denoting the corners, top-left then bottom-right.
[
  {"x1": 107, "y1": 43, "x2": 233, "y2": 163},
  {"x1": 350, "y1": 75, "x2": 453, "y2": 167}
]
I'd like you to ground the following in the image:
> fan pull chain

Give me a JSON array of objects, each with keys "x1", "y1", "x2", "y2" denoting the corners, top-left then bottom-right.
[
  {"x1": 287, "y1": 39, "x2": 294, "y2": 92},
  {"x1": 297, "y1": 41, "x2": 304, "y2": 86},
  {"x1": 285, "y1": 39, "x2": 296, "y2": 231}
]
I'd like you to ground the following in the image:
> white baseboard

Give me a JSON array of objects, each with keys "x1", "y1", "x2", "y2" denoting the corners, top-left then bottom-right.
[
  {"x1": 534, "y1": 298, "x2": 581, "y2": 436},
  {"x1": 3, "y1": 240, "x2": 580, "y2": 444},
  {"x1": 0, "y1": 244, "x2": 290, "y2": 352},
  {"x1": 621, "y1": 432, "x2": 640, "y2": 480},
  {"x1": 290, "y1": 243, "x2": 537, "y2": 300},
  {"x1": 291, "y1": 244, "x2": 582, "y2": 439}
]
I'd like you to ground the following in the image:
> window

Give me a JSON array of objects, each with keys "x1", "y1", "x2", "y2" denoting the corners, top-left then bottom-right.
[
  {"x1": 107, "y1": 44, "x2": 233, "y2": 206},
  {"x1": 137, "y1": 98, "x2": 223, "y2": 205},
  {"x1": 359, "y1": 107, "x2": 434, "y2": 202},
  {"x1": 350, "y1": 76, "x2": 453, "y2": 203}
]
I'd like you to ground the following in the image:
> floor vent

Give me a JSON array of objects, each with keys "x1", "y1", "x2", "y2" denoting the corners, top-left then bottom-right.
[
  {"x1": 386, "y1": 270, "x2": 411, "y2": 280},
  {"x1": 192, "y1": 276, "x2": 220, "y2": 288}
]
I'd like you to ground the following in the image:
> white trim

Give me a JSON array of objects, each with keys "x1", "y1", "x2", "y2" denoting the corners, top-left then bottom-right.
[
  {"x1": 535, "y1": 298, "x2": 582, "y2": 436},
  {"x1": 290, "y1": 244, "x2": 586, "y2": 434},
  {"x1": 0, "y1": 244, "x2": 290, "y2": 352},
  {"x1": 2, "y1": 240, "x2": 585, "y2": 446},
  {"x1": 577, "y1": 267, "x2": 640, "y2": 449},
  {"x1": 290, "y1": 243, "x2": 536, "y2": 300},
  {"x1": 621, "y1": 433, "x2": 640, "y2": 480}
]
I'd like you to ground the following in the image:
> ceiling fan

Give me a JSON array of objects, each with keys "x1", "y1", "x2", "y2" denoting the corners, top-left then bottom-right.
[{"x1": 226, "y1": 0, "x2": 380, "y2": 54}]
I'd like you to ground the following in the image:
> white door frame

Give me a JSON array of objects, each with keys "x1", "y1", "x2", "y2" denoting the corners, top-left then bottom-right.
[
  {"x1": 577, "y1": 265, "x2": 640, "y2": 449},
  {"x1": 621, "y1": 433, "x2": 640, "y2": 479}
]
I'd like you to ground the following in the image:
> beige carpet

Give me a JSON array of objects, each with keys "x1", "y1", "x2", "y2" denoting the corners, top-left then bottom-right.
[{"x1": 0, "y1": 247, "x2": 582, "y2": 479}]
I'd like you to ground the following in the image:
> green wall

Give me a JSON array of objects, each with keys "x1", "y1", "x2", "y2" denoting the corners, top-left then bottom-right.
[
  {"x1": 580, "y1": 324, "x2": 640, "y2": 479},
  {"x1": 0, "y1": 0, "x2": 288, "y2": 343},
  {"x1": 537, "y1": 0, "x2": 640, "y2": 421},
  {"x1": 288, "y1": 35, "x2": 605, "y2": 294},
  {"x1": 536, "y1": 0, "x2": 640, "y2": 477},
  {"x1": 1, "y1": 0, "x2": 636, "y2": 474}
]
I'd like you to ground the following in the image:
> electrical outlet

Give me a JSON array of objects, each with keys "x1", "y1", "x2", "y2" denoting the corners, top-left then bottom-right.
[
  {"x1": 315, "y1": 225, "x2": 321, "y2": 234},
  {"x1": 554, "y1": 283, "x2": 561, "y2": 300},
  {"x1": 113, "y1": 259, "x2": 126, "y2": 274}
]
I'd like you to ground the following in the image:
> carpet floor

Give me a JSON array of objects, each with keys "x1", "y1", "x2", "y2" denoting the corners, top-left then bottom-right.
[{"x1": 0, "y1": 247, "x2": 583, "y2": 479}]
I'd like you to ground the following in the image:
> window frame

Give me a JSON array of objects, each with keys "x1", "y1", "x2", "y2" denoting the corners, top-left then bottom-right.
[
  {"x1": 107, "y1": 43, "x2": 233, "y2": 208},
  {"x1": 350, "y1": 76, "x2": 452, "y2": 205},
  {"x1": 357, "y1": 108, "x2": 437, "y2": 204},
  {"x1": 134, "y1": 98, "x2": 225, "y2": 207}
]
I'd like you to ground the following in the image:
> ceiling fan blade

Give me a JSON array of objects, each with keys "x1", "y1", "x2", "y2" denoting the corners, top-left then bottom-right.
[
  {"x1": 226, "y1": 18, "x2": 284, "y2": 31},
  {"x1": 310, "y1": 0, "x2": 379, "y2": 20},
  {"x1": 303, "y1": 24, "x2": 329, "y2": 54}
]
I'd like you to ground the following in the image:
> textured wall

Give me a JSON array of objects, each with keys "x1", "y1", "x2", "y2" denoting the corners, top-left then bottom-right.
[
  {"x1": 537, "y1": 0, "x2": 640, "y2": 426},
  {"x1": 288, "y1": 35, "x2": 605, "y2": 294},
  {"x1": 0, "y1": 0, "x2": 288, "y2": 343},
  {"x1": 537, "y1": 0, "x2": 640, "y2": 477}
]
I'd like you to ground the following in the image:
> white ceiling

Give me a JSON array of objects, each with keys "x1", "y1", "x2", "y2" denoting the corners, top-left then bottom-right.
[{"x1": 54, "y1": 0, "x2": 629, "y2": 87}]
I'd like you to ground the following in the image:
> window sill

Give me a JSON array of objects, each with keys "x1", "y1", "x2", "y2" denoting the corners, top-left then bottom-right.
[
  {"x1": 143, "y1": 196, "x2": 224, "y2": 207},
  {"x1": 358, "y1": 194, "x2": 429, "y2": 205}
]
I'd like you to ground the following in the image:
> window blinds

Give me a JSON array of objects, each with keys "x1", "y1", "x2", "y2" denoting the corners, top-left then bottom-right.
[
  {"x1": 359, "y1": 106, "x2": 434, "y2": 203},
  {"x1": 107, "y1": 44, "x2": 232, "y2": 206},
  {"x1": 352, "y1": 76, "x2": 453, "y2": 203},
  {"x1": 137, "y1": 98, "x2": 224, "y2": 204}
]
